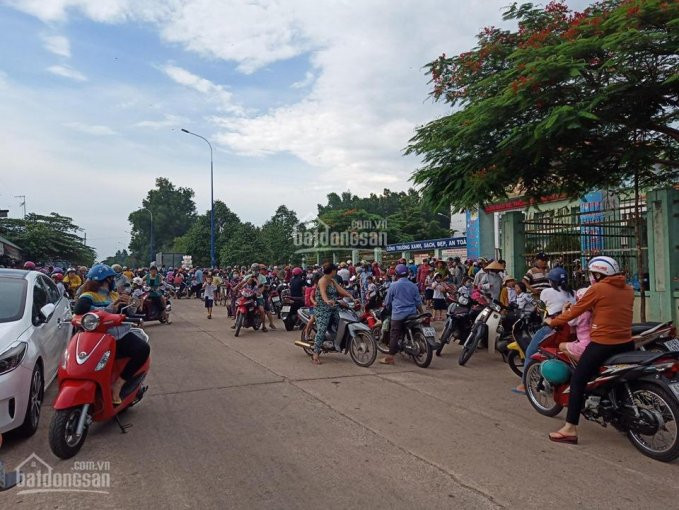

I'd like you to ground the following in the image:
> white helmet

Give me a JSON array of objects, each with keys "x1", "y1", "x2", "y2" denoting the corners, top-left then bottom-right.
[
  {"x1": 588, "y1": 256, "x2": 620, "y2": 277},
  {"x1": 133, "y1": 277, "x2": 144, "y2": 286}
]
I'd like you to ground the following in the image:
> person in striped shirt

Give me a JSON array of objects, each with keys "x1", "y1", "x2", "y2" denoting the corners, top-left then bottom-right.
[{"x1": 523, "y1": 252, "x2": 550, "y2": 298}]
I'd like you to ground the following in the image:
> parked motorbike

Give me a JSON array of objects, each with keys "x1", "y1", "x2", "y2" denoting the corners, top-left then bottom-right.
[
  {"x1": 458, "y1": 300, "x2": 508, "y2": 366},
  {"x1": 281, "y1": 295, "x2": 305, "y2": 331},
  {"x1": 233, "y1": 288, "x2": 262, "y2": 336},
  {"x1": 436, "y1": 293, "x2": 482, "y2": 357},
  {"x1": 49, "y1": 309, "x2": 150, "y2": 459},
  {"x1": 525, "y1": 326, "x2": 679, "y2": 462},
  {"x1": 295, "y1": 298, "x2": 378, "y2": 367},
  {"x1": 270, "y1": 284, "x2": 286, "y2": 318},
  {"x1": 378, "y1": 312, "x2": 438, "y2": 368}
]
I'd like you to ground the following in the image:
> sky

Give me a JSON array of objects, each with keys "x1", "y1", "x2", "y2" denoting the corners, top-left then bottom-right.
[{"x1": 0, "y1": 0, "x2": 590, "y2": 259}]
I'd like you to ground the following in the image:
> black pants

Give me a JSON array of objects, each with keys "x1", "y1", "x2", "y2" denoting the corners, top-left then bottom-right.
[
  {"x1": 566, "y1": 340, "x2": 634, "y2": 425},
  {"x1": 116, "y1": 332, "x2": 151, "y2": 381},
  {"x1": 388, "y1": 319, "x2": 406, "y2": 355}
]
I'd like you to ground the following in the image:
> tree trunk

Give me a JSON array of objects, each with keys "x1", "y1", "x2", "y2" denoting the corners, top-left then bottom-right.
[{"x1": 634, "y1": 169, "x2": 646, "y2": 322}]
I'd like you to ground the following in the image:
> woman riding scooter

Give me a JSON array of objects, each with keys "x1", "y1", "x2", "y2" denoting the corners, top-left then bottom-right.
[{"x1": 73, "y1": 264, "x2": 150, "y2": 405}]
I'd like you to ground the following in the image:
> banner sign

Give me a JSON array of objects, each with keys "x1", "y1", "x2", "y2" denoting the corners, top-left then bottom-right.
[{"x1": 386, "y1": 237, "x2": 467, "y2": 253}]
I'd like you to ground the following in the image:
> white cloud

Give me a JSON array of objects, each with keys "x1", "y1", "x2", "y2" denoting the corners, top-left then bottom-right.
[
  {"x1": 64, "y1": 121, "x2": 117, "y2": 135},
  {"x1": 161, "y1": 64, "x2": 243, "y2": 115},
  {"x1": 42, "y1": 34, "x2": 71, "y2": 57},
  {"x1": 291, "y1": 71, "x2": 314, "y2": 89},
  {"x1": 47, "y1": 64, "x2": 87, "y2": 81},
  {"x1": 135, "y1": 113, "x2": 186, "y2": 129}
]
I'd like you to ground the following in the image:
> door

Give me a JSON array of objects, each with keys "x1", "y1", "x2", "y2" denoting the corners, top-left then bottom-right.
[{"x1": 36, "y1": 276, "x2": 68, "y2": 382}]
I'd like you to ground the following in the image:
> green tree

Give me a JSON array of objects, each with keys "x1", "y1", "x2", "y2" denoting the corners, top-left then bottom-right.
[
  {"x1": 260, "y1": 205, "x2": 299, "y2": 264},
  {"x1": 219, "y1": 222, "x2": 266, "y2": 267},
  {"x1": 103, "y1": 249, "x2": 133, "y2": 267},
  {"x1": 407, "y1": 0, "x2": 678, "y2": 320},
  {"x1": 0, "y1": 213, "x2": 96, "y2": 266},
  {"x1": 174, "y1": 201, "x2": 242, "y2": 267},
  {"x1": 128, "y1": 177, "x2": 197, "y2": 263}
]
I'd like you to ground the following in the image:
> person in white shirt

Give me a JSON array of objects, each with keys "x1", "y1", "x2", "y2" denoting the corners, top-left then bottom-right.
[{"x1": 337, "y1": 262, "x2": 351, "y2": 285}]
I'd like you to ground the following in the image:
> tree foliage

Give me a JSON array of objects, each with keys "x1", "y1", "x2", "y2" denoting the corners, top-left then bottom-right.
[
  {"x1": 128, "y1": 177, "x2": 197, "y2": 263},
  {"x1": 0, "y1": 213, "x2": 96, "y2": 266},
  {"x1": 407, "y1": 0, "x2": 679, "y2": 209},
  {"x1": 103, "y1": 249, "x2": 133, "y2": 267}
]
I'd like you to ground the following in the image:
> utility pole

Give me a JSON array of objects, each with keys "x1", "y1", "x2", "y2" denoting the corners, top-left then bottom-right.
[{"x1": 14, "y1": 195, "x2": 26, "y2": 218}]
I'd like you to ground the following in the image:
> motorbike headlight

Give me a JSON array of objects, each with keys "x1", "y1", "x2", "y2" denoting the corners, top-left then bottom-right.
[
  {"x1": 490, "y1": 302, "x2": 502, "y2": 313},
  {"x1": 95, "y1": 350, "x2": 110, "y2": 371},
  {"x1": 458, "y1": 296, "x2": 469, "y2": 306},
  {"x1": 81, "y1": 313, "x2": 100, "y2": 331},
  {"x1": 0, "y1": 342, "x2": 28, "y2": 375}
]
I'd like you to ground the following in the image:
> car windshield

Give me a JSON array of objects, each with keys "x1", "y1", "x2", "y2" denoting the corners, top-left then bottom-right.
[{"x1": 0, "y1": 277, "x2": 27, "y2": 323}]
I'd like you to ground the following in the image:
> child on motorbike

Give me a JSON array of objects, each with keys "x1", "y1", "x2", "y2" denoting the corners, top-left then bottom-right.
[
  {"x1": 558, "y1": 286, "x2": 592, "y2": 361},
  {"x1": 302, "y1": 273, "x2": 321, "y2": 341}
]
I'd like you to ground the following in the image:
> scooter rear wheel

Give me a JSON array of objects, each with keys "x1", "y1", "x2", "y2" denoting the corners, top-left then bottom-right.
[{"x1": 49, "y1": 406, "x2": 89, "y2": 459}]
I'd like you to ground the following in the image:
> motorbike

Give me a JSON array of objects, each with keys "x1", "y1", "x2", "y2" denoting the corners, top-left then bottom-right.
[
  {"x1": 458, "y1": 299, "x2": 509, "y2": 366},
  {"x1": 295, "y1": 298, "x2": 378, "y2": 367},
  {"x1": 48, "y1": 309, "x2": 150, "y2": 459},
  {"x1": 233, "y1": 288, "x2": 262, "y2": 336},
  {"x1": 270, "y1": 284, "x2": 286, "y2": 318},
  {"x1": 130, "y1": 285, "x2": 172, "y2": 324},
  {"x1": 436, "y1": 292, "x2": 482, "y2": 357},
  {"x1": 525, "y1": 326, "x2": 679, "y2": 462},
  {"x1": 507, "y1": 319, "x2": 678, "y2": 379},
  {"x1": 281, "y1": 295, "x2": 305, "y2": 331},
  {"x1": 377, "y1": 312, "x2": 438, "y2": 368}
]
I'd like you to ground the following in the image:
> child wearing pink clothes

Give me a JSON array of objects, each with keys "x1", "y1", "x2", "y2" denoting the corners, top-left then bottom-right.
[{"x1": 560, "y1": 287, "x2": 592, "y2": 360}]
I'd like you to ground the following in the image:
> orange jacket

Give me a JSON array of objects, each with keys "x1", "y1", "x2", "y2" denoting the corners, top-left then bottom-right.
[{"x1": 550, "y1": 274, "x2": 633, "y2": 345}]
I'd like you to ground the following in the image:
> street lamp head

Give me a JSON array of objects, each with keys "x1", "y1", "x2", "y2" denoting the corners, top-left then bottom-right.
[{"x1": 181, "y1": 128, "x2": 190, "y2": 133}]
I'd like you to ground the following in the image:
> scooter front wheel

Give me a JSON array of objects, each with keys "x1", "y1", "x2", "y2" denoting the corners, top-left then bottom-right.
[
  {"x1": 49, "y1": 406, "x2": 89, "y2": 459},
  {"x1": 507, "y1": 350, "x2": 524, "y2": 378}
]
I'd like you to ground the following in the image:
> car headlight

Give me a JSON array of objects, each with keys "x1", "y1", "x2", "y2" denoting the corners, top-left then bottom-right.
[
  {"x1": 0, "y1": 342, "x2": 28, "y2": 375},
  {"x1": 95, "y1": 351, "x2": 110, "y2": 371},
  {"x1": 81, "y1": 313, "x2": 100, "y2": 331}
]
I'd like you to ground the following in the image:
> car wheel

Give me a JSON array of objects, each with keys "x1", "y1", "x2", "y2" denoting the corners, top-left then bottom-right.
[{"x1": 16, "y1": 363, "x2": 44, "y2": 438}]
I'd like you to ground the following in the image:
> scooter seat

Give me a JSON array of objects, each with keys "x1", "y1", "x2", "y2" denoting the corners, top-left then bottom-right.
[
  {"x1": 604, "y1": 350, "x2": 679, "y2": 366},
  {"x1": 631, "y1": 322, "x2": 663, "y2": 336}
]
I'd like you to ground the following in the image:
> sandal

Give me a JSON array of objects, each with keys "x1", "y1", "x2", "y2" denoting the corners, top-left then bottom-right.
[
  {"x1": 548, "y1": 432, "x2": 578, "y2": 444},
  {"x1": 379, "y1": 357, "x2": 395, "y2": 365}
]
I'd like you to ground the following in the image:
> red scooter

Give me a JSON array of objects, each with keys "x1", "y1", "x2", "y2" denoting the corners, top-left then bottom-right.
[{"x1": 48, "y1": 310, "x2": 151, "y2": 459}]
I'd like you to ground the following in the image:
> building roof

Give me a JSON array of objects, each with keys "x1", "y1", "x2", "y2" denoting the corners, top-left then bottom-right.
[{"x1": 0, "y1": 234, "x2": 22, "y2": 251}]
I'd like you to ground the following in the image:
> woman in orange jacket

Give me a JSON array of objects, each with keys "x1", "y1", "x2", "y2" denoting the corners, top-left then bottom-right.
[{"x1": 545, "y1": 256, "x2": 635, "y2": 444}]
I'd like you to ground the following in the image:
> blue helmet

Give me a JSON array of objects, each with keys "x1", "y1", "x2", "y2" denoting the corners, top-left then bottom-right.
[
  {"x1": 395, "y1": 264, "x2": 408, "y2": 276},
  {"x1": 547, "y1": 267, "x2": 568, "y2": 286},
  {"x1": 87, "y1": 264, "x2": 116, "y2": 282}
]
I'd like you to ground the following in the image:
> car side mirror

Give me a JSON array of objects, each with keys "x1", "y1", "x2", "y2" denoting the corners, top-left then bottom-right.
[{"x1": 39, "y1": 303, "x2": 56, "y2": 323}]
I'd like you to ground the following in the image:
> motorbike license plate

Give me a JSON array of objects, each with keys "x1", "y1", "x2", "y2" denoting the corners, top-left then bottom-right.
[
  {"x1": 272, "y1": 296, "x2": 280, "y2": 302},
  {"x1": 664, "y1": 339, "x2": 679, "y2": 352},
  {"x1": 281, "y1": 305, "x2": 291, "y2": 313},
  {"x1": 422, "y1": 326, "x2": 436, "y2": 337}
]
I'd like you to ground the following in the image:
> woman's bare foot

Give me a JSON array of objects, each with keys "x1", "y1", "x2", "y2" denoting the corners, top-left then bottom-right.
[{"x1": 111, "y1": 379, "x2": 125, "y2": 405}]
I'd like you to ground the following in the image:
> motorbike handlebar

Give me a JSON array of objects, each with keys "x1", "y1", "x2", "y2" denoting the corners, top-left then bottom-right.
[{"x1": 123, "y1": 317, "x2": 144, "y2": 325}]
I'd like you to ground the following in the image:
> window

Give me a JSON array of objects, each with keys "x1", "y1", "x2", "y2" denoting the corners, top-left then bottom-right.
[
  {"x1": 0, "y1": 277, "x2": 27, "y2": 323},
  {"x1": 32, "y1": 281, "x2": 49, "y2": 325},
  {"x1": 39, "y1": 276, "x2": 61, "y2": 304}
]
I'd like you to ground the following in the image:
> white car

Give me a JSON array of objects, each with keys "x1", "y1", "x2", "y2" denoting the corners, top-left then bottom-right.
[{"x1": 0, "y1": 269, "x2": 72, "y2": 436}]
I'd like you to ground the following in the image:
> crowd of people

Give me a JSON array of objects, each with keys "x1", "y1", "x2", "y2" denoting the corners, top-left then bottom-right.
[{"x1": 13, "y1": 250, "x2": 635, "y2": 446}]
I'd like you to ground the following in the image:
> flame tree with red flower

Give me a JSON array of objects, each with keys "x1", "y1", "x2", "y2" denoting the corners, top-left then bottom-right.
[{"x1": 407, "y1": 0, "x2": 678, "y2": 320}]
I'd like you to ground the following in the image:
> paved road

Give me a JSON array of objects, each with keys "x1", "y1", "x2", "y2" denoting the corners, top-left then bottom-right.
[{"x1": 1, "y1": 299, "x2": 677, "y2": 509}]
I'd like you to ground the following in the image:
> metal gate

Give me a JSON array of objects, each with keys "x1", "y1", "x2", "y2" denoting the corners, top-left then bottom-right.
[{"x1": 522, "y1": 193, "x2": 648, "y2": 290}]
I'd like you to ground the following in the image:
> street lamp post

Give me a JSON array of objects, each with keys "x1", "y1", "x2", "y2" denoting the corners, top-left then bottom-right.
[
  {"x1": 140, "y1": 208, "x2": 154, "y2": 264},
  {"x1": 181, "y1": 128, "x2": 215, "y2": 268}
]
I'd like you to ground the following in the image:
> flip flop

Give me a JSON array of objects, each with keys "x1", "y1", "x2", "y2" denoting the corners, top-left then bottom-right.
[
  {"x1": 548, "y1": 432, "x2": 578, "y2": 444},
  {"x1": 379, "y1": 358, "x2": 395, "y2": 365},
  {"x1": 511, "y1": 388, "x2": 525, "y2": 395}
]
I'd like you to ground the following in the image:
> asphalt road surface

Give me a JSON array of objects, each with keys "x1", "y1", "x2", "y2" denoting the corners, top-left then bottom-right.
[{"x1": 1, "y1": 299, "x2": 677, "y2": 509}]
